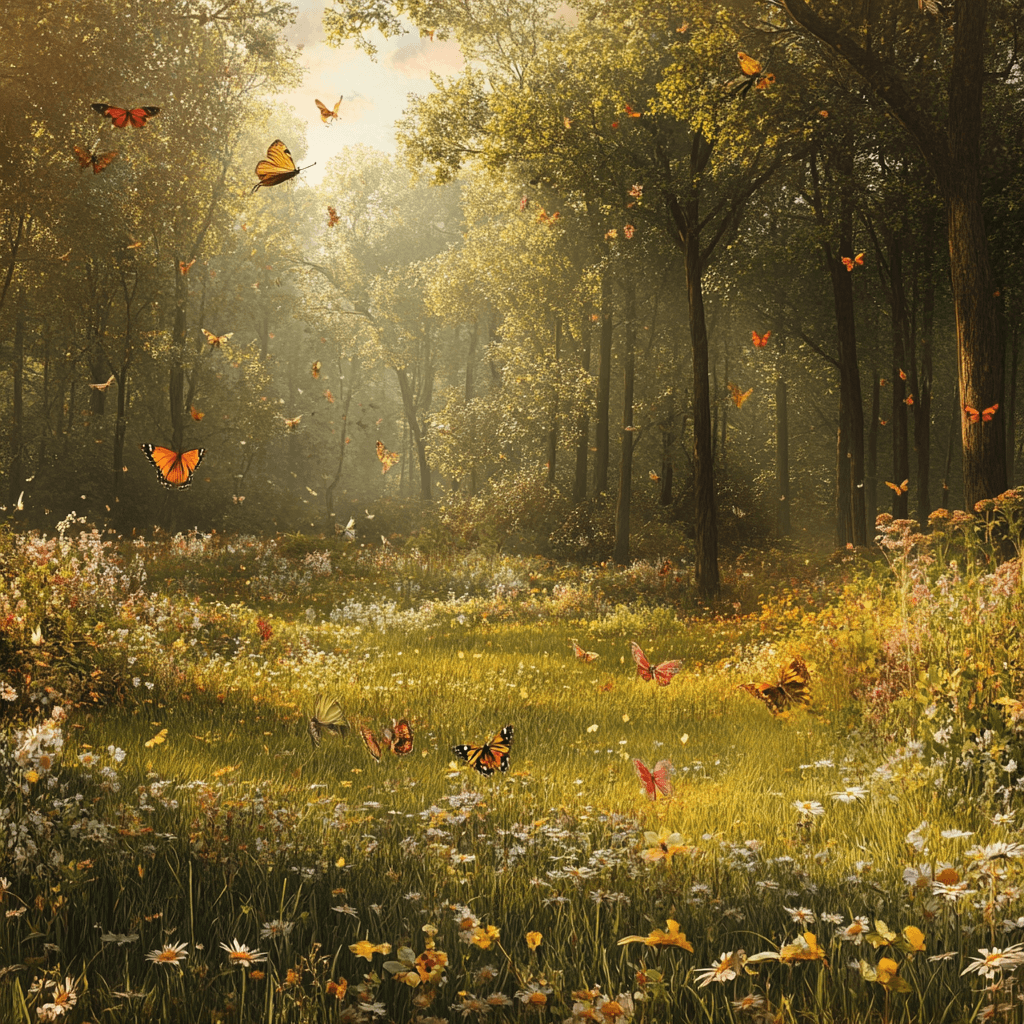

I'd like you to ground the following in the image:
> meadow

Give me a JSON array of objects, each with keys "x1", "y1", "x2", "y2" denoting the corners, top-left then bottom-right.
[{"x1": 2, "y1": 495, "x2": 1024, "y2": 1024}]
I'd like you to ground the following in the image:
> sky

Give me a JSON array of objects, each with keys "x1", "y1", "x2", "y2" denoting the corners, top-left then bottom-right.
[{"x1": 279, "y1": 2, "x2": 466, "y2": 184}]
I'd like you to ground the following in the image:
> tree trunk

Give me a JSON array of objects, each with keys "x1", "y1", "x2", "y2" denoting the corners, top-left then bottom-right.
[
  {"x1": 8, "y1": 295, "x2": 25, "y2": 506},
  {"x1": 396, "y1": 366, "x2": 432, "y2": 500},
  {"x1": 889, "y1": 242, "x2": 910, "y2": 520},
  {"x1": 836, "y1": 391, "x2": 854, "y2": 545},
  {"x1": 572, "y1": 310, "x2": 591, "y2": 504},
  {"x1": 593, "y1": 271, "x2": 613, "y2": 497},
  {"x1": 775, "y1": 361, "x2": 791, "y2": 538},
  {"x1": 546, "y1": 320, "x2": 560, "y2": 485},
  {"x1": 915, "y1": 275, "x2": 934, "y2": 525},
  {"x1": 466, "y1": 323, "x2": 478, "y2": 495},
  {"x1": 613, "y1": 282, "x2": 636, "y2": 565},
  {"x1": 942, "y1": 381, "x2": 960, "y2": 509},
  {"x1": 866, "y1": 370, "x2": 880, "y2": 532},
  {"x1": 326, "y1": 356, "x2": 358, "y2": 516}
]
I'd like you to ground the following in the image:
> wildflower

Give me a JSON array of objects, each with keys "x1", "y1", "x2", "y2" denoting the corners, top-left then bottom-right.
[
  {"x1": 36, "y1": 976, "x2": 76, "y2": 1018},
  {"x1": 259, "y1": 919, "x2": 294, "y2": 939},
  {"x1": 452, "y1": 995, "x2": 490, "y2": 1017},
  {"x1": 966, "y1": 842, "x2": 1024, "y2": 865},
  {"x1": 731, "y1": 993, "x2": 765, "y2": 1012},
  {"x1": 596, "y1": 994, "x2": 632, "y2": 1020},
  {"x1": 837, "y1": 917, "x2": 870, "y2": 943},
  {"x1": 641, "y1": 830, "x2": 691, "y2": 863},
  {"x1": 694, "y1": 950, "x2": 744, "y2": 987},
  {"x1": 145, "y1": 941, "x2": 189, "y2": 967},
  {"x1": 617, "y1": 919, "x2": 694, "y2": 951},
  {"x1": 486, "y1": 992, "x2": 513, "y2": 1007},
  {"x1": 792, "y1": 800, "x2": 825, "y2": 817},
  {"x1": 350, "y1": 940, "x2": 392, "y2": 960},
  {"x1": 471, "y1": 925, "x2": 501, "y2": 950},
  {"x1": 961, "y1": 945, "x2": 1024, "y2": 979},
  {"x1": 902, "y1": 926, "x2": 926, "y2": 953},
  {"x1": 326, "y1": 977, "x2": 348, "y2": 999},
  {"x1": 831, "y1": 785, "x2": 868, "y2": 803},
  {"x1": 515, "y1": 981, "x2": 553, "y2": 1007},
  {"x1": 821, "y1": 912, "x2": 844, "y2": 925},
  {"x1": 526, "y1": 931, "x2": 542, "y2": 951},
  {"x1": 332, "y1": 904, "x2": 359, "y2": 918},
  {"x1": 784, "y1": 906, "x2": 816, "y2": 926},
  {"x1": 219, "y1": 939, "x2": 268, "y2": 968},
  {"x1": 778, "y1": 932, "x2": 827, "y2": 963}
]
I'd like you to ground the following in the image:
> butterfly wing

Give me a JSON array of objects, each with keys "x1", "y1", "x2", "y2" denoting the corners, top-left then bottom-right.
[
  {"x1": 454, "y1": 725, "x2": 512, "y2": 776},
  {"x1": 127, "y1": 106, "x2": 160, "y2": 127},
  {"x1": 654, "y1": 660, "x2": 682, "y2": 687},
  {"x1": 92, "y1": 151, "x2": 117, "y2": 173},
  {"x1": 140, "y1": 444, "x2": 205, "y2": 490},
  {"x1": 737, "y1": 51, "x2": 762, "y2": 76},
  {"x1": 308, "y1": 718, "x2": 322, "y2": 748},
  {"x1": 651, "y1": 759, "x2": 674, "y2": 798},
  {"x1": 633, "y1": 758, "x2": 656, "y2": 799},
  {"x1": 73, "y1": 145, "x2": 93, "y2": 169},
  {"x1": 778, "y1": 656, "x2": 812, "y2": 709},
  {"x1": 983, "y1": 404, "x2": 999, "y2": 421},
  {"x1": 630, "y1": 641, "x2": 653, "y2": 681},
  {"x1": 739, "y1": 681, "x2": 786, "y2": 716},
  {"x1": 390, "y1": 719, "x2": 414, "y2": 755},
  {"x1": 376, "y1": 440, "x2": 399, "y2": 473},
  {"x1": 360, "y1": 726, "x2": 382, "y2": 761},
  {"x1": 93, "y1": 103, "x2": 130, "y2": 127},
  {"x1": 253, "y1": 140, "x2": 300, "y2": 192}
]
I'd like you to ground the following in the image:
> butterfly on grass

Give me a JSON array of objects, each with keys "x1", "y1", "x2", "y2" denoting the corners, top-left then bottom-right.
[
  {"x1": 316, "y1": 97, "x2": 342, "y2": 124},
  {"x1": 74, "y1": 145, "x2": 117, "y2": 173},
  {"x1": 630, "y1": 642, "x2": 682, "y2": 687},
  {"x1": 376, "y1": 440, "x2": 400, "y2": 474},
  {"x1": 252, "y1": 140, "x2": 314, "y2": 193},
  {"x1": 571, "y1": 639, "x2": 599, "y2": 663},
  {"x1": 389, "y1": 719, "x2": 414, "y2": 755},
  {"x1": 144, "y1": 728, "x2": 168, "y2": 748},
  {"x1": 92, "y1": 103, "x2": 160, "y2": 128},
  {"x1": 308, "y1": 694, "x2": 348, "y2": 748},
  {"x1": 634, "y1": 758, "x2": 673, "y2": 800},
  {"x1": 738, "y1": 655, "x2": 812, "y2": 716},
  {"x1": 453, "y1": 725, "x2": 513, "y2": 776},
  {"x1": 139, "y1": 444, "x2": 205, "y2": 490},
  {"x1": 964, "y1": 403, "x2": 999, "y2": 423}
]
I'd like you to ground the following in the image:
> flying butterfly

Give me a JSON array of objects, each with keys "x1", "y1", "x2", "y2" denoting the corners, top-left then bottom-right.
[
  {"x1": 252, "y1": 140, "x2": 314, "y2": 193},
  {"x1": 178, "y1": 259, "x2": 196, "y2": 275},
  {"x1": 630, "y1": 641, "x2": 682, "y2": 687},
  {"x1": 732, "y1": 52, "x2": 774, "y2": 95},
  {"x1": 571, "y1": 639, "x2": 599, "y2": 663},
  {"x1": 190, "y1": 406, "x2": 204, "y2": 422},
  {"x1": 751, "y1": 329, "x2": 771, "y2": 348},
  {"x1": 452, "y1": 725, "x2": 514, "y2": 777},
  {"x1": 74, "y1": 145, "x2": 117, "y2": 174},
  {"x1": 308, "y1": 694, "x2": 348, "y2": 748},
  {"x1": 634, "y1": 758, "x2": 673, "y2": 800},
  {"x1": 964, "y1": 402, "x2": 999, "y2": 423},
  {"x1": 316, "y1": 97, "x2": 342, "y2": 124},
  {"x1": 139, "y1": 444, "x2": 206, "y2": 490},
  {"x1": 841, "y1": 252, "x2": 865, "y2": 272},
  {"x1": 376, "y1": 439, "x2": 400, "y2": 474},
  {"x1": 389, "y1": 719, "x2": 414, "y2": 756},
  {"x1": 738, "y1": 655, "x2": 812, "y2": 716},
  {"x1": 728, "y1": 382, "x2": 753, "y2": 408},
  {"x1": 340, "y1": 517, "x2": 356, "y2": 540},
  {"x1": 312, "y1": 361, "x2": 322, "y2": 379},
  {"x1": 202, "y1": 329, "x2": 233, "y2": 348},
  {"x1": 89, "y1": 374, "x2": 116, "y2": 391},
  {"x1": 360, "y1": 725, "x2": 383, "y2": 761},
  {"x1": 92, "y1": 103, "x2": 160, "y2": 128},
  {"x1": 283, "y1": 415, "x2": 302, "y2": 431},
  {"x1": 327, "y1": 206, "x2": 340, "y2": 227},
  {"x1": 885, "y1": 479, "x2": 909, "y2": 495}
]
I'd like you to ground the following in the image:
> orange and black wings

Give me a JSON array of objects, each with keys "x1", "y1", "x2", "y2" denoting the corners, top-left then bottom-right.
[
  {"x1": 92, "y1": 103, "x2": 160, "y2": 128},
  {"x1": 139, "y1": 444, "x2": 205, "y2": 490},
  {"x1": 452, "y1": 725, "x2": 513, "y2": 776},
  {"x1": 252, "y1": 140, "x2": 302, "y2": 193}
]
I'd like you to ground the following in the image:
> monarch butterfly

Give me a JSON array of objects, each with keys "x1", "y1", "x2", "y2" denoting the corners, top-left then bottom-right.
[
  {"x1": 630, "y1": 642, "x2": 682, "y2": 687},
  {"x1": 739, "y1": 655, "x2": 812, "y2": 716},
  {"x1": 91, "y1": 103, "x2": 160, "y2": 128},
  {"x1": 360, "y1": 725, "x2": 383, "y2": 761},
  {"x1": 316, "y1": 97, "x2": 342, "y2": 124},
  {"x1": 634, "y1": 758, "x2": 673, "y2": 800},
  {"x1": 252, "y1": 140, "x2": 313, "y2": 193},
  {"x1": 452, "y1": 725, "x2": 514, "y2": 776},
  {"x1": 751, "y1": 330, "x2": 771, "y2": 348},
  {"x1": 390, "y1": 719, "x2": 414, "y2": 755},
  {"x1": 139, "y1": 444, "x2": 206, "y2": 490},
  {"x1": 376, "y1": 440, "x2": 399, "y2": 474},
  {"x1": 74, "y1": 145, "x2": 117, "y2": 173},
  {"x1": 327, "y1": 206, "x2": 340, "y2": 227},
  {"x1": 885, "y1": 479, "x2": 909, "y2": 495},
  {"x1": 89, "y1": 374, "x2": 116, "y2": 391},
  {"x1": 964, "y1": 402, "x2": 999, "y2": 423},
  {"x1": 308, "y1": 694, "x2": 348, "y2": 748},
  {"x1": 727, "y1": 383, "x2": 753, "y2": 408},
  {"x1": 571, "y1": 639, "x2": 599, "y2": 663},
  {"x1": 202, "y1": 329, "x2": 233, "y2": 347}
]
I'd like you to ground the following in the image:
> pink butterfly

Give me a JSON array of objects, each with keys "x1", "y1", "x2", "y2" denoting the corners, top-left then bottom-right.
[
  {"x1": 630, "y1": 641, "x2": 682, "y2": 686},
  {"x1": 634, "y1": 758, "x2": 673, "y2": 800}
]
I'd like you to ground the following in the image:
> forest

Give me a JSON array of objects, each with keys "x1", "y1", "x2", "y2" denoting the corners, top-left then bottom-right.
[{"x1": 1, "y1": 0, "x2": 1024, "y2": 1022}]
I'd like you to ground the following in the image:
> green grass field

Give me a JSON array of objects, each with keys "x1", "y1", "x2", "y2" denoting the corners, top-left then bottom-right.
[{"x1": 2, "y1": 500, "x2": 1024, "y2": 1023}]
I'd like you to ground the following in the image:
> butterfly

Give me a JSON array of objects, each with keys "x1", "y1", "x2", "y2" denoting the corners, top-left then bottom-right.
[
  {"x1": 389, "y1": 719, "x2": 414, "y2": 755},
  {"x1": 360, "y1": 725, "x2": 385, "y2": 761},
  {"x1": 202, "y1": 329, "x2": 233, "y2": 347},
  {"x1": 340, "y1": 517, "x2": 356, "y2": 541},
  {"x1": 232, "y1": 495, "x2": 245, "y2": 504},
  {"x1": 732, "y1": 52, "x2": 774, "y2": 95},
  {"x1": 452, "y1": 725, "x2": 514, "y2": 776},
  {"x1": 144, "y1": 728, "x2": 168, "y2": 748},
  {"x1": 899, "y1": 369, "x2": 907, "y2": 380},
  {"x1": 751, "y1": 329, "x2": 771, "y2": 348},
  {"x1": 327, "y1": 206, "x2": 340, "y2": 227},
  {"x1": 624, "y1": 103, "x2": 642, "y2": 118},
  {"x1": 634, "y1": 758, "x2": 673, "y2": 800},
  {"x1": 89, "y1": 374, "x2": 116, "y2": 391},
  {"x1": 886, "y1": 479, "x2": 909, "y2": 494},
  {"x1": 630, "y1": 641, "x2": 682, "y2": 687},
  {"x1": 283, "y1": 415, "x2": 302, "y2": 431},
  {"x1": 649, "y1": 470, "x2": 660, "y2": 482},
  {"x1": 316, "y1": 97, "x2": 342, "y2": 124},
  {"x1": 74, "y1": 145, "x2": 117, "y2": 173},
  {"x1": 728, "y1": 383, "x2": 753, "y2": 408},
  {"x1": 252, "y1": 140, "x2": 313, "y2": 193},
  {"x1": 841, "y1": 252, "x2": 865, "y2": 272},
  {"x1": 312, "y1": 361, "x2": 322, "y2": 379},
  {"x1": 964, "y1": 402, "x2": 999, "y2": 423},
  {"x1": 190, "y1": 406, "x2": 204, "y2": 422},
  {"x1": 376, "y1": 440, "x2": 400, "y2": 474},
  {"x1": 738, "y1": 655, "x2": 812, "y2": 716},
  {"x1": 92, "y1": 103, "x2": 159, "y2": 128},
  {"x1": 571, "y1": 639, "x2": 599, "y2": 663},
  {"x1": 178, "y1": 259, "x2": 196, "y2": 275},
  {"x1": 308, "y1": 694, "x2": 348, "y2": 748},
  {"x1": 139, "y1": 444, "x2": 206, "y2": 490}
]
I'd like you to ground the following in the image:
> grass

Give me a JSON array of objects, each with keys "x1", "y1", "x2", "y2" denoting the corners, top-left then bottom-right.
[{"x1": 1, "y1": 495, "x2": 1023, "y2": 1023}]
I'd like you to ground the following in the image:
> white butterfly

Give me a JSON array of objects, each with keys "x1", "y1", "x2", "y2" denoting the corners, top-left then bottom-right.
[{"x1": 342, "y1": 517, "x2": 356, "y2": 541}]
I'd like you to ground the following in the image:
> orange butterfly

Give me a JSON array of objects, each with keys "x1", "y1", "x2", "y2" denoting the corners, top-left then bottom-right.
[
  {"x1": 139, "y1": 444, "x2": 205, "y2": 490},
  {"x1": 751, "y1": 330, "x2": 770, "y2": 348},
  {"x1": 179, "y1": 259, "x2": 196, "y2": 275},
  {"x1": 738, "y1": 51, "x2": 763, "y2": 76},
  {"x1": 898, "y1": 369, "x2": 907, "y2": 380},
  {"x1": 624, "y1": 103, "x2": 642, "y2": 118},
  {"x1": 739, "y1": 656, "x2": 811, "y2": 716},
  {"x1": 190, "y1": 406, "x2": 204, "y2": 422},
  {"x1": 964, "y1": 402, "x2": 999, "y2": 423},
  {"x1": 252, "y1": 140, "x2": 313, "y2": 193},
  {"x1": 841, "y1": 252, "x2": 865, "y2": 272},
  {"x1": 324, "y1": 389, "x2": 334, "y2": 404},
  {"x1": 376, "y1": 440, "x2": 399, "y2": 474},
  {"x1": 327, "y1": 206, "x2": 340, "y2": 227},
  {"x1": 74, "y1": 145, "x2": 117, "y2": 173},
  {"x1": 885, "y1": 479, "x2": 909, "y2": 494},
  {"x1": 728, "y1": 383, "x2": 753, "y2": 408},
  {"x1": 571, "y1": 639, "x2": 599, "y2": 663},
  {"x1": 360, "y1": 725, "x2": 383, "y2": 761},
  {"x1": 92, "y1": 103, "x2": 159, "y2": 128},
  {"x1": 389, "y1": 719, "x2": 414, "y2": 755},
  {"x1": 904, "y1": 394, "x2": 914, "y2": 405},
  {"x1": 879, "y1": 418, "x2": 888, "y2": 426},
  {"x1": 315, "y1": 97, "x2": 342, "y2": 124},
  {"x1": 202, "y1": 329, "x2": 233, "y2": 347},
  {"x1": 283, "y1": 415, "x2": 302, "y2": 431},
  {"x1": 311, "y1": 361, "x2": 321, "y2": 379},
  {"x1": 649, "y1": 470, "x2": 660, "y2": 482},
  {"x1": 630, "y1": 642, "x2": 682, "y2": 687}
]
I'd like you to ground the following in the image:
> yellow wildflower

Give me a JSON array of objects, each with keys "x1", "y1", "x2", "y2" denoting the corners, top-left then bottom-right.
[
  {"x1": 526, "y1": 931, "x2": 542, "y2": 951},
  {"x1": 349, "y1": 940, "x2": 392, "y2": 961},
  {"x1": 779, "y1": 932, "x2": 827, "y2": 964},
  {"x1": 617, "y1": 919, "x2": 694, "y2": 951},
  {"x1": 471, "y1": 925, "x2": 501, "y2": 950}
]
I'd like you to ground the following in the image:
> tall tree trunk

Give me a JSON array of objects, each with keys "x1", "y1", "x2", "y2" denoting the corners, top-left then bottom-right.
[
  {"x1": 659, "y1": 411, "x2": 675, "y2": 506},
  {"x1": 170, "y1": 267, "x2": 188, "y2": 453},
  {"x1": 775, "y1": 361, "x2": 791, "y2": 539},
  {"x1": 1008, "y1": 318, "x2": 1019, "y2": 487},
  {"x1": 890, "y1": 243, "x2": 910, "y2": 519},
  {"x1": 866, "y1": 370, "x2": 880, "y2": 532},
  {"x1": 572, "y1": 311, "x2": 591, "y2": 504},
  {"x1": 396, "y1": 367, "x2": 432, "y2": 500},
  {"x1": 326, "y1": 356, "x2": 358, "y2": 517},
  {"x1": 8, "y1": 294, "x2": 25, "y2": 505},
  {"x1": 546, "y1": 320, "x2": 560, "y2": 485},
  {"x1": 942, "y1": 381, "x2": 960, "y2": 509},
  {"x1": 593, "y1": 271, "x2": 613, "y2": 497},
  {"x1": 915, "y1": 275, "x2": 935, "y2": 524},
  {"x1": 836, "y1": 392, "x2": 854, "y2": 545},
  {"x1": 613, "y1": 282, "x2": 636, "y2": 565}
]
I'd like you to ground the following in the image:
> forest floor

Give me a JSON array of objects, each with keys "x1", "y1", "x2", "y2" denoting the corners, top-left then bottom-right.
[{"x1": 2, "y1": 500, "x2": 1024, "y2": 1023}]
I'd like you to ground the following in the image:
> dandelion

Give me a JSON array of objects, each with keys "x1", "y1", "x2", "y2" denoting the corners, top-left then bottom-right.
[
  {"x1": 145, "y1": 941, "x2": 189, "y2": 967},
  {"x1": 694, "y1": 951, "x2": 744, "y2": 987},
  {"x1": 220, "y1": 939, "x2": 268, "y2": 968},
  {"x1": 961, "y1": 945, "x2": 1024, "y2": 979}
]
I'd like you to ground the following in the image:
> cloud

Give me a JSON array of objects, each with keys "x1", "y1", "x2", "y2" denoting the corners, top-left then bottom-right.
[{"x1": 384, "y1": 38, "x2": 464, "y2": 80}]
